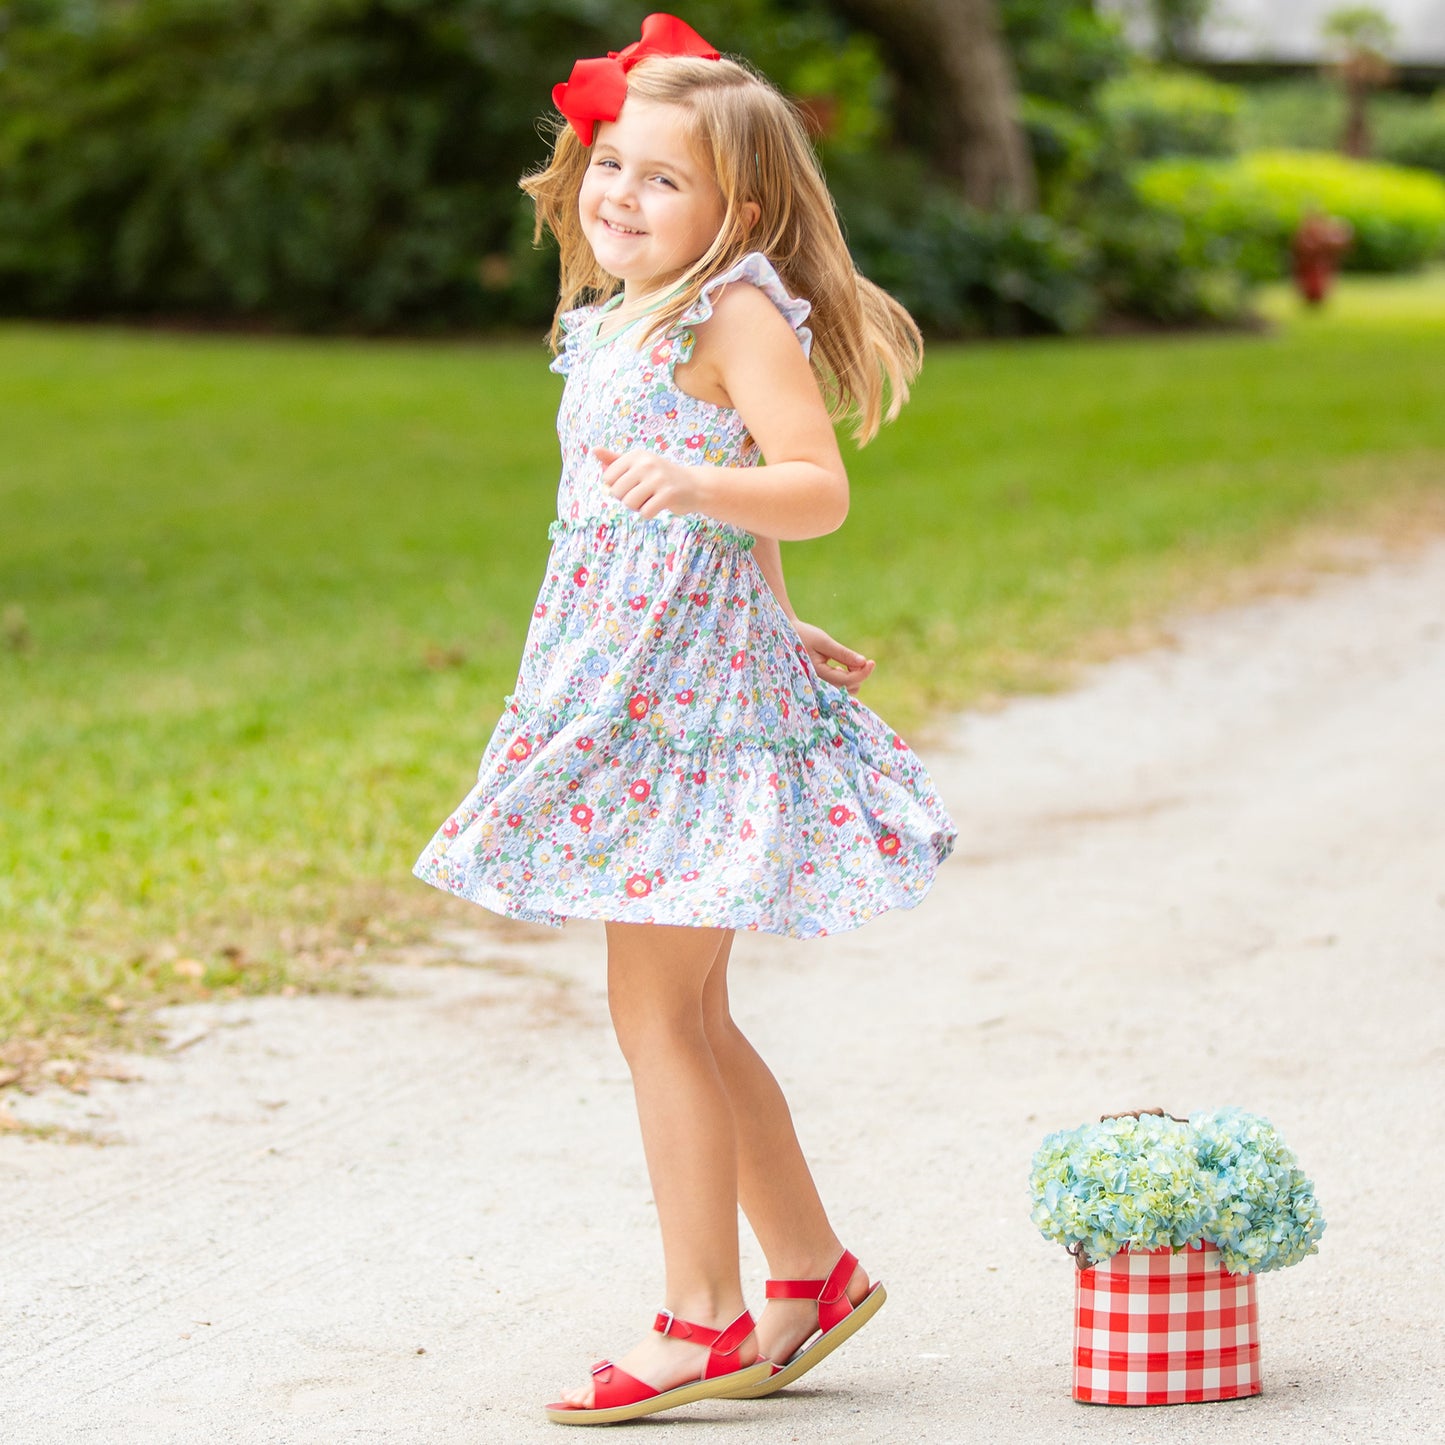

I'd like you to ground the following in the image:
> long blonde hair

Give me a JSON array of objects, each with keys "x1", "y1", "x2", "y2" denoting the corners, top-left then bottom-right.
[{"x1": 520, "y1": 54, "x2": 922, "y2": 444}]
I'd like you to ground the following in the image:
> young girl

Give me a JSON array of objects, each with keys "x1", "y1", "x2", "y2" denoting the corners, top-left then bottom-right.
[{"x1": 414, "y1": 13, "x2": 956, "y2": 1425}]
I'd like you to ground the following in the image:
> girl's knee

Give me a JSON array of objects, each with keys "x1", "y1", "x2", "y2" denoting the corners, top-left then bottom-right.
[
  {"x1": 701, "y1": 1004, "x2": 747, "y2": 1059},
  {"x1": 699, "y1": 985, "x2": 730, "y2": 1033},
  {"x1": 604, "y1": 922, "x2": 733, "y2": 1063},
  {"x1": 608, "y1": 989, "x2": 705, "y2": 1066}
]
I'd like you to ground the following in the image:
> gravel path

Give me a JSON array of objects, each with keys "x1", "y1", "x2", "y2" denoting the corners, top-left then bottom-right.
[{"x1": 4, "y1": 541, "x2": 1443, "y2": 1444}]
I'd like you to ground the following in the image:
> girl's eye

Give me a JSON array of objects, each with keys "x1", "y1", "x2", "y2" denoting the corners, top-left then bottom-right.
[{"x1": 652, "y1": 175, "x2": 677, "y2": 189}]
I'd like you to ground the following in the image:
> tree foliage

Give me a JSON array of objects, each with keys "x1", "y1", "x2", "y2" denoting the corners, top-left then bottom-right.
[
  {"x1": 1, "y1": 0, "x2": 581, "y2": 324},
  {"x1": 829, "y1": 0, "x2": 1037, "y2": 209},
  {"x1": 1000, "y1": 0, "x2": 1129, "y2": 111},
  {"x1": 0, "y1": 0, "x2": 1246, "y2": 333},
  {"x1": 0, "y1": 0, "x2": 876, "y2": 325}
]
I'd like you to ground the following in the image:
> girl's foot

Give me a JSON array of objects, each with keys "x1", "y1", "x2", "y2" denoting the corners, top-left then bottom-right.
[
  {"x1": 553, "y1": 1309, "x2": 761, "y2": 1411},
  {"x1": 753, "y1": 1256, "x2": 872, "y2": 1366}
]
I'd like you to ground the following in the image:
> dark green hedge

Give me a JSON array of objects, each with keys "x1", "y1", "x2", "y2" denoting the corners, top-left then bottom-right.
[
  {"x1": 0, "y1": 0, "x2": 598, "y2": 326},
  {"x1": 1136, "y1": 149, "x2": 1445, "y2": 279},
  {"x1": 0, "y1": 0, "x2": 876, "y2": 327},
  {"x1": 0, "y1": 0, "x2": 1249, "y2": 334}
]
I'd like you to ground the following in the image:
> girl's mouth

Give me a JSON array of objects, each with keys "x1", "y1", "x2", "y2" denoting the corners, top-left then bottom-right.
[{"x1": 603, "y1": 220, "x2": 646, "y2": 236}]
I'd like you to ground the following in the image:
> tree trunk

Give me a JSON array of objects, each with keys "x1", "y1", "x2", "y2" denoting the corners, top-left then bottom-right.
[
  {"x1": 829, "y1": 0, "x2": 1037, "y2": 211},
  {"x1": 1342, "y1": 79, "x2": 1371, "y2": 158}
]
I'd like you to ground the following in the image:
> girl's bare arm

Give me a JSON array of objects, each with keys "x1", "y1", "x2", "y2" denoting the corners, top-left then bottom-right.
[
  {"x1": 752, "y1": 534, "x2": 875, "y2": 695},
  {"x1": 596, "y1": 284, "x2": 848, "y2": 541}
]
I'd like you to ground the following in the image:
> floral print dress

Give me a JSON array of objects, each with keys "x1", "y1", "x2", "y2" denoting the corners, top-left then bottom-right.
[{"x1": 413, "y1": 253, "x2": 956, "y2": 938}]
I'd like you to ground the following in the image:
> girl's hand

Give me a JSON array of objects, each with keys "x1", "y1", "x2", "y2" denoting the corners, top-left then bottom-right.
[
  {"x1": 595, "y1": 447, "x2": 705, "y2": 520},
  {"x1": 794, "y1": 620, "x2": 875, "y2": 695}
]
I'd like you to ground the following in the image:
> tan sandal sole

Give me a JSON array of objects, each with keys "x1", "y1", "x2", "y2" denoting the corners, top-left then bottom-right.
[
  {"x1": 546, "y1": 1360, "x2": 774, "y2": 1425},
  {"x1": 722, "y1": 1281, "x2": 887, "y2": 1399}
]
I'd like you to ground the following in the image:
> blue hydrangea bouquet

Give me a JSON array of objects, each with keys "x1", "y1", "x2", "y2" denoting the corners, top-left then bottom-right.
[{"x1": 1028, "y1": 1107, "x2": 1326, "y2": 1274}]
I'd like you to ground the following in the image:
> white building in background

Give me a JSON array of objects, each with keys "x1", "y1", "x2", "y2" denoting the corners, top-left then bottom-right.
[{"x1": 1104, "y1": 0, "x2": 1445, "y2": 66}]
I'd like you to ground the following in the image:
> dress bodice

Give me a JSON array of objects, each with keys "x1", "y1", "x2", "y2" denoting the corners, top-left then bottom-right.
[{"x1": 549, "y1": 252, "x2": 814, "y2": 541}]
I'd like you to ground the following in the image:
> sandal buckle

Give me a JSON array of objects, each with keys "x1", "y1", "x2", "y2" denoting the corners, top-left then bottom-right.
[{"x1": 656, "y1": 1308, "x2": 676, "y2": 1336}]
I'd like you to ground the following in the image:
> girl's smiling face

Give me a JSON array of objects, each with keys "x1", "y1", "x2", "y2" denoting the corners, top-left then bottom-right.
[{"x1": 579, "y1": 98, "x2": 726, "y2": 301}]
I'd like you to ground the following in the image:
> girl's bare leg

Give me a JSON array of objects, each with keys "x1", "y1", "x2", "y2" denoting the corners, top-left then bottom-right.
[
  {"x1": 555, "y1": 921, "x2": 758, "y2": 1408},
  {"x1": 700, "y1": 935, "x2": 871, "y2": 1365}
]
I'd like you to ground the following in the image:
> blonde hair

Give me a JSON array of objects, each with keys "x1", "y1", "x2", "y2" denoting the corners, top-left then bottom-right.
[{"x1": 520, "y1": 54, "x2": 922, "y2": 445}]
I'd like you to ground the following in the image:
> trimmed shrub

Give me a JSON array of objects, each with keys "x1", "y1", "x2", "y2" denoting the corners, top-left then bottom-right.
[
  {"x1": 1238, "y1": 76, "x2": 1445, "y2": 178},
  {"x1": 1089, "y1": 201, "x2": 1252, "y2": 324},
  {"x1": 1018, "y1": 95, "x2": 1107, "y2": 218},
  {"x1": 832, "y1": 154, "x2": 1099, "y2": 337},
  {"x1": 1098, "y1": 68, "x2": 1242, "y2": 161},
  {"x1": 1135, "y1": 149, "x2": 1445, "y2": 278},
  {"x1": 1377, "y1": 96, "x2": 1445, "y2": 177},
  {"x1": 1237, "y1": 79, "x2": 1348, "y2": 152},
  {"x1": 832, "y1": 151, "x2": 1250, "y2": 336}
]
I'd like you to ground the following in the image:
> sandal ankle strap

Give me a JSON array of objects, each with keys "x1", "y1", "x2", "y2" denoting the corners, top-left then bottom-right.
[
  {"x1": 653, "y1": 1307, "x2": 756, "y2": 1362},
  {"x1": 764, "y1": 1249, "x2": 858, "y2": 1303}
]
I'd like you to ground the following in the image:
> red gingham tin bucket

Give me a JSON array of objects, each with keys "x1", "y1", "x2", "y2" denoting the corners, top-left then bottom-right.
[{"x1": 1073, "y1": 1243, "x2": 1261, "y2": 1405}]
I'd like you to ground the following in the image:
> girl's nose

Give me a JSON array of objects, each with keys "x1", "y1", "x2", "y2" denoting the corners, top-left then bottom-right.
[{"x1": 604, "y1": 170, "x2": 635, "y2": 206}]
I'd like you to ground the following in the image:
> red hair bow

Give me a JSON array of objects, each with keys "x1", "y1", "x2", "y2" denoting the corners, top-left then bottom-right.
[{"x1": 552, "y1": 13, "x2": 721, "y2": 146}]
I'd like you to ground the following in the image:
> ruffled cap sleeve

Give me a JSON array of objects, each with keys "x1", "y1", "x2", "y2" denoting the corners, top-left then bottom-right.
[
  {"x1": 671, "y1": 253, "x2": 813, "y2": 364},
  {"x1": 550, "y1": 303, "x2": 598, "y2": 376}
]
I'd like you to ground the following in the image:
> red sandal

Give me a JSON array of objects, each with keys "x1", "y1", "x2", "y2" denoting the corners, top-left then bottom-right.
[
  {"x1": 545, "y1": 1307, "x2": 772, "y2": 1425},
  {"x1": 723, "y1": 1250, "x2": 886, "y2": 1398}
]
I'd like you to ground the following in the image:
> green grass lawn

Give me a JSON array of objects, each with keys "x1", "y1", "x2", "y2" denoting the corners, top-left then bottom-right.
[{"x1": 4, "y1": 270, "x2": 1444, "y2": 1073}]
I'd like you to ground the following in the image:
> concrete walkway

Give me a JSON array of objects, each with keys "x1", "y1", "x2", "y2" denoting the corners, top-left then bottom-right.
[{"x1": 4, "y1": 541, "x2": 1443, "y2": 1443}]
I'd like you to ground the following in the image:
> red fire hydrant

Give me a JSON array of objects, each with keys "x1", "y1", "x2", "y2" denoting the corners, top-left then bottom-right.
[{"x1": 1291, "y1": 213, "x2": 1353, "y2": 305}]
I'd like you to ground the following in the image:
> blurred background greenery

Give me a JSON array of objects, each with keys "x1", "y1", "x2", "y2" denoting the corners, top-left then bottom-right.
[
  {"x1": 3, "y1": 0, "x2": 1444, "y2": 1098},
  {"x1": 2, "y1": 0, "x2": 1442, "y2": 336}
]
